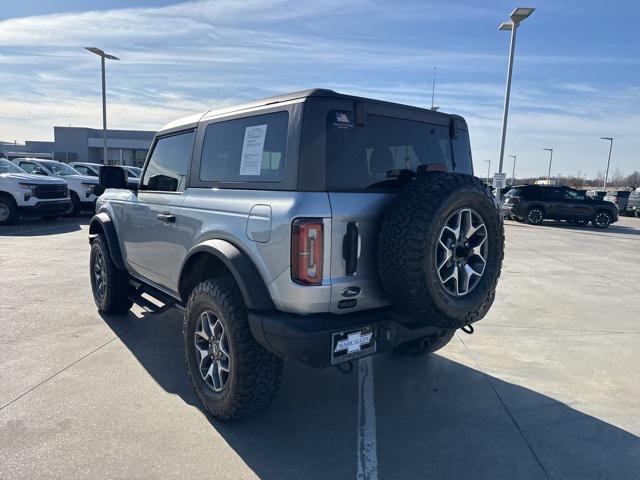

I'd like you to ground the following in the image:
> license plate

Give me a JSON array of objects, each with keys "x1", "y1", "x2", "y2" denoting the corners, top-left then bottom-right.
[{"x1": 331, "y1": 326, "x2": 376, "y2": 365}]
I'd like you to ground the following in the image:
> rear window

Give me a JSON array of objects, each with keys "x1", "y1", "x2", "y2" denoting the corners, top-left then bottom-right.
[
  {"x1": 505, "y1": 187, "x2": 522, "y2": 197},
  {"x1": 326, "y1": 112, "x2": 458, "y2": 190},
  {"x1": 200, "y1": 112, "x2": 288, "y2": 183}
]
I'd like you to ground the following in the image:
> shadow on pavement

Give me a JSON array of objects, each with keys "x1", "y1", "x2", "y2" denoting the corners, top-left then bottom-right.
[
  {"x1": 506, "y1": 219, "x2": 640, "y2": 237},
  {"x1": 0, "y1": 217, "x2": 89, "y2": 236},
  {"x1": 100, "y1": 309, "x2": 640, "y2": 480}
]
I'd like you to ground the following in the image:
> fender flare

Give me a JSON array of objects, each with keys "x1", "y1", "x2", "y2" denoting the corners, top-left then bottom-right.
[
  {"x1": 180, "y1": 239, "x2": 274, "y2": 311},
  {"x1": 89, "y1": 212, "x2": 125, "y2": 270}
]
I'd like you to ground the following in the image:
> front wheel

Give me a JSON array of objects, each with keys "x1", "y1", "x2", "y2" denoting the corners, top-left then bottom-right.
[
  {"x1": 89, "y1": 235, "x2": 133, "y2": 313},
  {"x1": 0, "y1": 196, "x2": 17, "y2": 226},
  {"x1": 592, "y1": 211, "x2": 612, "y2": 229},
  {"x1": 184, "y1": 278, "x2": 282, "y2": 420},
  {"x1": 67, "y1": 192, "x2": 81, "y2": 216},
  {"x1": 525, "y1": 207, "x2": 545, "y2": 225}
]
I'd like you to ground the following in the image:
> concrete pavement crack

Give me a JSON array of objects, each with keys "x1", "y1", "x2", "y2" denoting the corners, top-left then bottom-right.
[{"x1": 0, "y1": 315, "x2": 150, "y2": 412}]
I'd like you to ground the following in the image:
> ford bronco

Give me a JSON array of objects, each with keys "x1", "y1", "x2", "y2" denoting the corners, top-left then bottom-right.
[{"x1": 89, "y1": 89, "x2": 504, "y2": 420}]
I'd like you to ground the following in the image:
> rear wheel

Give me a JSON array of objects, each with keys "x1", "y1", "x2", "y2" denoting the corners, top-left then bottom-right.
[
  {"x1": 525, "y1": 207, "x2": 545, "y2": 225},
  {"x1": 184, "y1": 278, "x2": 282, "y2": 420},
  {"x1": 0, "y1": 195, "x2": 17, "y2": 226},
  {"x1": 592, "y1": 211, "x2": 612, "y2": 229}
]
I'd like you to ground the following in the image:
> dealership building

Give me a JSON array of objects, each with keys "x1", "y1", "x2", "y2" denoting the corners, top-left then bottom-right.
[{"x1": 1, "y1": 126, "x2": 155, "y2": 167}]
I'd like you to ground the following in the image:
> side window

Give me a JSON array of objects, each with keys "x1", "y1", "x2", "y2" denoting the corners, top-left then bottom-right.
[
  {"x1": 20, "y1": 162, "x2": 47, "y2": 175},
  {"x1": 75, "y1": 165, "x2": 93, "y2": 176},
  {"x1": 141, "y1": 131, "x2": 195, "y2": 192},
  {"x1": 452, "y1": 130, "x2": 472, "y2": 173},
  {"x1": 564, "y1": 189, "x2": 584, "y2": 200},
  {"x1": 545, "y1": 188, "x2": 563, "y2": 200},
  {"x1": 200, "y1": 111, "x2": 289, "y2": 183}
]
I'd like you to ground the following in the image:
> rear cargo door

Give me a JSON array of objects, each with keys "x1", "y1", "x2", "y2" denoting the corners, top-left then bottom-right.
[{"x1": 327, "y1": 193, "x2": 395, "y2": 314}]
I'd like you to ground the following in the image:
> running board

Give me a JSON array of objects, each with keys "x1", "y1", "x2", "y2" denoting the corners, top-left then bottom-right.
[{"x1": 128, "y1": 279, "x2": 183, "y2": 314}]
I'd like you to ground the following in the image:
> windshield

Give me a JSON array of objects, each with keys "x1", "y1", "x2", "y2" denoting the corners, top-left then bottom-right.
[
  {"x1": 0, "y1": 159, "x2": 27, "y2": 174},
  {"x1": 123, "y1": 166, "x2": 141, "y2": 178},
  {"x1": 41, "y1": 161, "x2": 81, "y2": 176}
]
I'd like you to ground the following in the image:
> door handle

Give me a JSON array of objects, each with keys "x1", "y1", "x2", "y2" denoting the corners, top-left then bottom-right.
[{"x1": 157, "y1": 212, "x2": 176, "y2": 223}]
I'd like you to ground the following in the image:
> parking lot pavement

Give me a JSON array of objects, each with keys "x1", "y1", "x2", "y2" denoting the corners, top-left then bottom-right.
[{"x1": 1, "y1": 216, "x2": 639, "y2": 480}]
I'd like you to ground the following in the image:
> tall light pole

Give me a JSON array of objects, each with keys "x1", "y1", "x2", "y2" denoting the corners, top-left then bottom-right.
[
  {"x1": 509, "y1": 155, "x2": 517, "y2": 185},
  {"x1": 600, "y1": 137, "x2": 613, "y2": 192},
  {"x1": 497, "y1": 8, "x2": 535, "y2": 199},
  {"x1": 543, "y1": 148, "x2": 553, "y2": 184},
  {"x1": 485, "y1": 160, "x2": 491, "y2": 185},
  {"x1": 85, "y1": 47, "x2": 119, "y2": 165}
]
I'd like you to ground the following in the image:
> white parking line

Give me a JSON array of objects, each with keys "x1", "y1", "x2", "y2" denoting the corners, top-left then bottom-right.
[{"x1": 357, "y1": 356, "x2": 378, "y2": 480}]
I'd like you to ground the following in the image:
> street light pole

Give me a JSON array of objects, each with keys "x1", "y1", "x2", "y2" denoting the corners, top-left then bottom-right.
[
  {"x1": 485, "y1": 160, "x2": 491, "y2": 185},
  {"x1": 543, "y1": 148, "x2": 553, "y2": 183},
  {"x1": 497, "y1": 7, "x2": 535, "y2": 200},
  {"x1": 600, "y1": 137, "x2": 613, "y2": 191},
  {"x1": 85, "y1": 47, "x2": 119, "y2": 165},
  {"x1": 509, "y1": 155, "x2": 517, "y2": 185}
]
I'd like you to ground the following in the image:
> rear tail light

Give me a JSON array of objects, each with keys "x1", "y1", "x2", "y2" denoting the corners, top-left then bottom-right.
[{"x1": 291, "y1": 218, "x2": 324, "y2": 285}]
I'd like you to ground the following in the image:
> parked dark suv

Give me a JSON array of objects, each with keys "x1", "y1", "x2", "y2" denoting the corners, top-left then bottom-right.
[{"x1": 503, "y1": 185, "x2": 618, "y2": 228}]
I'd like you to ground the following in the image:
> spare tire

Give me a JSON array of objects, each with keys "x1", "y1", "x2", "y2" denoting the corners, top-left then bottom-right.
[{"x1": 378, "y1": 172, "x2": 504, "y2": 329}]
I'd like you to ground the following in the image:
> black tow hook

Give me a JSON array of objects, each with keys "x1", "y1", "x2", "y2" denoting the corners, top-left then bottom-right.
[
  {"x1": 335, "y1": 360, "x2": 354, "y2": 374},
  {"x1": 460, "y1": 324, "x2": 474, "y2": 334}
]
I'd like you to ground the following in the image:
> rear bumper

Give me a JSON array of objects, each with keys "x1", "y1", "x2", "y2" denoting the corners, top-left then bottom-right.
[
  {"x1": 248, "y1": 308, "x2": 447, "y2": 368},
  {"x1": 19, "y1": 200, "x2": 71, "y2": 217}
]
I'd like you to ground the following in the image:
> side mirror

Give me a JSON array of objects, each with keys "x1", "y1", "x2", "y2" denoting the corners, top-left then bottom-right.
[{"x1": 99, "y1": 166, "x2": 128, "y2": 189}]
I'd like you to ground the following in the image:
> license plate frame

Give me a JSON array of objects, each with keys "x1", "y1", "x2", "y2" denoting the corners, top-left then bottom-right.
[{"x1": 331, "y1": 325, "x2": 377, "y2": 365}]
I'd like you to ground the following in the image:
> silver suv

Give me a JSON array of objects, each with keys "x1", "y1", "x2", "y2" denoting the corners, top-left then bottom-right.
[{"x1": 89, "y1": 89, "x2": 504, "y2": 420}]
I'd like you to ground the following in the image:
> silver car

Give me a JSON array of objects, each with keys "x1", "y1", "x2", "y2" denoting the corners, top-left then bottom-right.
[{"x1": 88, "y1": 89, "x2": 504, "y2": 420}]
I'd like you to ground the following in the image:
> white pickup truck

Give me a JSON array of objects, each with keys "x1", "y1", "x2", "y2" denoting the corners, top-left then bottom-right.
[
  {"x1": 14, "y1": 158, "x2": 102, "y2": 215},
  {"x1": 0, "y1": 158, "x2": 71, "y2": 225}
]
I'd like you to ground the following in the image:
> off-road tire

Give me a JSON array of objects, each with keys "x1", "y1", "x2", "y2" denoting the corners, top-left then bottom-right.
[
  {"x1": 0, "y1": 195, "x2": 18, "y2": 226},
  {"x1": 378, "y1": 172, "x2": 504, "y2": 329},
  {"x1": 89, "y1": 235, "x2": 133, "y2": 313},
  {"x1": 525, "y1": 207, "x2": 545, "y2": 225},
  {"x1": 184, "y1": 278, "x2": 283, "y2": 421},
  {"x1": 592, "y1": 211, "x2": 612, "y2": 229},
  {"x1": 394, "y1": 329, "x2": 456, "y2": 356}
]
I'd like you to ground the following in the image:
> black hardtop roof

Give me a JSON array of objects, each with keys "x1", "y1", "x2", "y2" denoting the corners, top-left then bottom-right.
[
  {"x1": 159, "y1": 88, "x2": 466, "y2": 134},
  {"x1": 213, "y1": 88, "x2": 464, "y2": 120}
]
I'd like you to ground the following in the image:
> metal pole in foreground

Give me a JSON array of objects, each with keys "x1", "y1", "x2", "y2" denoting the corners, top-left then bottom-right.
[
  {"x1": 543, "y1": 148, "x2": 553, "y2": 183},
  {"x1": 509, "y1": 155, "x2": 517, "y2": 185},
  {"x1": 497, "y1": 24, "x2": 517, "y2": 184},
  {"x1": 497, "y1": 8, "x2": 535, "y2": 201},
  {"x1": 600, "y1": 137, "x2": 613, "y2": 191},
  {"x1": 101, "y1": 56, "x2": 108, "y2": 165},
  {"x1": 85, "y1": 47, "x2": 120, "y2": 166}
]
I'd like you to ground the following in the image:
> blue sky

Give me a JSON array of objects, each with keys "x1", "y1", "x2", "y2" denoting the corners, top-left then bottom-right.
[{"x1": 1, "y1": 0, "x2": 638, "y2": 178}]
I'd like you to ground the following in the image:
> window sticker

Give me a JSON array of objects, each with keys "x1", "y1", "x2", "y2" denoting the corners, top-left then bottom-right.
[{"x1": 239, "y1": 124, "x2": 268, "y2": 175}]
